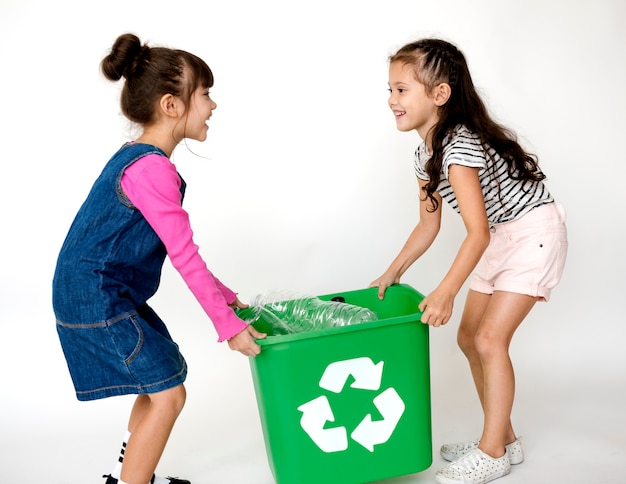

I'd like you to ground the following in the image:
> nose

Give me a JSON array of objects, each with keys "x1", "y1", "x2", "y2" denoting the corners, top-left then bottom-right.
[{"x1": 388, "y1": 89, "x2": 397, "y2": 107}]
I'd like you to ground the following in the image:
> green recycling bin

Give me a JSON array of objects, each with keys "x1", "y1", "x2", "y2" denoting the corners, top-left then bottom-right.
[{"x1": 244, "y1": 284, "x2": 432, "y2": 484}]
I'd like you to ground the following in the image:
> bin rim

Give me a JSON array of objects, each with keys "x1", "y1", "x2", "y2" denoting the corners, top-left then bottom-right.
[{"x1": 248, "y1": 284, "x2": 425, "y2": 348}]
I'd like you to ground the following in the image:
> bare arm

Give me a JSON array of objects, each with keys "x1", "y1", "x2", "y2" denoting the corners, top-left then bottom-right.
[
  {"x1": 370, "y1": 178, "x2": 443, "y2": 299},
  {"x1": 419, "y1": 165, "x2": 490, "y2": 326}
]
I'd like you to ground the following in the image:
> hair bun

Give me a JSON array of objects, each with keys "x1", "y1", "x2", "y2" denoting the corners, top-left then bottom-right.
[{"x1": 101, "y1": 33, "x2": 147, "y2": 81}]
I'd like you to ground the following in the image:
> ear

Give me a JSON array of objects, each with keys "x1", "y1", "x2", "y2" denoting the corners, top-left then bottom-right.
[
  {"x1": 433, "y1": 83, "x2": 452, "y2": 107},
  {"x1": 158, "y1": 93, "x2": 181, "y2": 118}
]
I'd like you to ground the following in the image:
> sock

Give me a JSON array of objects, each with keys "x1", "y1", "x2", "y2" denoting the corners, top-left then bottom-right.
[
  {"x1": 152, "y1": 478, "x2": 170, "y2": 484},
  {"x1": 119, "y1": 479, "x2": 159, "y2": 484},
  {"x1": 111, "y1": 430, "x2": 132, "y2": 479},
  {"x1": 118, "y1": 477, "x2": 158, "y2": 484},
  {"x1": 113, "y1": 431, "x2": 172, "y2": 484}
]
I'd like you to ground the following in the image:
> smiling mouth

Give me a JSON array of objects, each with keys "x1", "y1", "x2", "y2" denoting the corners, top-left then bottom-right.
[{"x1": 393, "y1": 110, "x2": 405, "y2": 118}]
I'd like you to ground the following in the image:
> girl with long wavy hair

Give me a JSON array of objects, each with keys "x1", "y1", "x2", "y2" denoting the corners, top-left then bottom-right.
[{"x1": 370, "y1": 38, "x2": 568, "y2": 484}]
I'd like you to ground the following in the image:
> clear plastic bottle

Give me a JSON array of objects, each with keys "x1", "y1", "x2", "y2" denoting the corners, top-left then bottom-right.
[{"x1": 244, "y1": 289, "x2": 378, "y2": 335}]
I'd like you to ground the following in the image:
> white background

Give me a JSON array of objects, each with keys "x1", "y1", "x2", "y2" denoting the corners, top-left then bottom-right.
[{"x1": 1, "y1": 1, "x2": 624, "y2": 483}]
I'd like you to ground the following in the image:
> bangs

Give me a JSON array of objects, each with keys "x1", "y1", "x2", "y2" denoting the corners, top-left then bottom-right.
[{"x1": 180, "y1": 50, "x2": 214, "y2": 89}]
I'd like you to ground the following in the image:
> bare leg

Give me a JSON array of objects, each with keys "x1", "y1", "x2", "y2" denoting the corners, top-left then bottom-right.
[
  {"x1": 128, "y1": 394, "x2": 151, "y2": 433},
  {"x1": 121, "y1": 385, "x2": 187, "y2": 484},
  {"x1": 457, "y1": 290, "x2": 491, "y2": 409},
  {"x1": 457, "y1": 290, "x2": 537, "y2": 457}
]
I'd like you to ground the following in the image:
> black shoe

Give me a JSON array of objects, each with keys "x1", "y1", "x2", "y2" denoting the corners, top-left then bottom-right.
[{"x1": 102, "y1": 474, "x2": 191, "y2": 484}]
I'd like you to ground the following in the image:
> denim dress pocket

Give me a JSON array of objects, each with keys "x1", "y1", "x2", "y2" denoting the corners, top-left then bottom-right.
[{"x1": 106, "y1": 314, "x2": 144, "y2": 365}]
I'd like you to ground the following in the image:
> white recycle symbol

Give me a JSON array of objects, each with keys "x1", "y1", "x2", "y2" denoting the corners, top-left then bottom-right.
[{"x1": 297, "y1": 357, "x2": 405, "y2": 453}]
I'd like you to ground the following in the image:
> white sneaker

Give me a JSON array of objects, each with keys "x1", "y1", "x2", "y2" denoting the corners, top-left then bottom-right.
[
  {"x1": 440, "y1": 437, "x2": 524, "y2": 465},
  {"x1": 435, "y1": 448, "x2": 511, "y2": 484}
]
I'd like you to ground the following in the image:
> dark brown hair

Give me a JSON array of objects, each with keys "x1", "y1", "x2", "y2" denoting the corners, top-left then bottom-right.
[
  {"x1": 101, "y1": 33, "x2": 214, "y2": 126},
  {"x1": 390, "y1": 38, "x2": 545, "y2": 211}
]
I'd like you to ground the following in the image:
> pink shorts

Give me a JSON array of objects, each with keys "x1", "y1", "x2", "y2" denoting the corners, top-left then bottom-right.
[{"x1": 470, "y1": 204, "x2": 568, "y2": 301}]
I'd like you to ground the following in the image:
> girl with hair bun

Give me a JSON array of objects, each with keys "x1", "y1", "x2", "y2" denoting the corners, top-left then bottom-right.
[{"x1": 53, "y1": 33, "x2": 265, "y2": 484}]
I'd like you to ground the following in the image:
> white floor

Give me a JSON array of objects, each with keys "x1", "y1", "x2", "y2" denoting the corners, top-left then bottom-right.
[{"x1": 5, "y1": 344, "x2": 625, "y2": 484}]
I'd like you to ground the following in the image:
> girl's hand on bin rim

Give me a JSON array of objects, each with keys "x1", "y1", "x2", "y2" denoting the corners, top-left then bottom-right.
[
  {"x1": 228, "y1": 325, "x2": 266, "y2": 357},
  {"x1": 418, "y1": 289, "x2": 454, "y2": 327},
  {"x1": 369, "y1": 273, "x2": 400, "y2": 300}
]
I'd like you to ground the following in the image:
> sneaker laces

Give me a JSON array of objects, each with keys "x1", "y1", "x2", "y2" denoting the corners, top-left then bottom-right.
[
  {"x1": 456, "y1": 440, "x2": 479, "y2": 454},
  {"x1": 448, "y1": 450, "x2": 484, "y2": 475}
]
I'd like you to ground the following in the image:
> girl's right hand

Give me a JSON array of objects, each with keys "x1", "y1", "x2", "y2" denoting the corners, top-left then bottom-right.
[
  {"x1": 227, "y1": 325, "x2": 266, "y2": 357},
  {"x1": 369, "y1": 272, "x2": 400, "y2": 300}
]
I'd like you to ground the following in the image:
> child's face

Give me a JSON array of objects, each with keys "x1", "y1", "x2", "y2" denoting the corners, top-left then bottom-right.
[
  {"x1": 184, "y1": 85, "x2": 217, "y2": 142},
  {"x1": 388, "y1": 61, "x2": 439, "y2": 140}
]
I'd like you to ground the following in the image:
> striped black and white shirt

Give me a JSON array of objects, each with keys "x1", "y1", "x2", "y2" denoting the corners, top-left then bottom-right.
[{"x1": 414, "y1": 125, "x2": 554, "y2": 225}]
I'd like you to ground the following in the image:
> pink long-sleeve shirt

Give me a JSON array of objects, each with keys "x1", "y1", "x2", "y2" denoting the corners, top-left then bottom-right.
[{"x1": 120, "y1": 153, "x2": 248, "y2": 342}]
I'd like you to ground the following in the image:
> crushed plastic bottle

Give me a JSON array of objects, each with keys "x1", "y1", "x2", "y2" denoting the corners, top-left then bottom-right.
[{"x1": 243, "y1": 289, "x2": 378, "y2": 335}]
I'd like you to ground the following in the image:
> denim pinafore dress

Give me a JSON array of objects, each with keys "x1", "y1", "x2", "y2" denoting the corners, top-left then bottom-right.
[{"x1": 53, "y1": 143, "x2": 187, "y2": 401}]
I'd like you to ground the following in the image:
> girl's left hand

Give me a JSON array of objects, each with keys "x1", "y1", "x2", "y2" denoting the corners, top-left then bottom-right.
[
  {"x1": 227, "y1": 325, "x2": 266, "y2": 356},
  {"x1": 418, "y1": 289, "x2": 454, "y2": 327}
]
